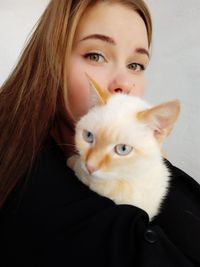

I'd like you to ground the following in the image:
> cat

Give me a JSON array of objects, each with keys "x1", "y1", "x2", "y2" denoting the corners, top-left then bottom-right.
[{"x1": 67, "y1": 76, "x2": 180, "y2": 220}]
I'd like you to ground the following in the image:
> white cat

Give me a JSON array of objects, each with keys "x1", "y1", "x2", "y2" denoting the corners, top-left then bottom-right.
[{"x1": 67, "y1": 76, "x2": 180, "y2": 220}]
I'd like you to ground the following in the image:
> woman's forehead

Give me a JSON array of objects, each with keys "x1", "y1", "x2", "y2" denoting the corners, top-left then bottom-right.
[{"x1": 74, "y1": 1, "x2": 148, "y2": 49}]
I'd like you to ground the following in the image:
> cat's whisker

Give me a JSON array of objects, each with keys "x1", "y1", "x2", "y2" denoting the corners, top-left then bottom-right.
[
  {"x1": 57, "y1": 143, "x2": 80, "y2": 156},
  {"x1": 74, "y1": 148, "x2": 80, "y2": 155},
  {"x1": 57, "y1": 143, "x2": 76, "y2": 147}
]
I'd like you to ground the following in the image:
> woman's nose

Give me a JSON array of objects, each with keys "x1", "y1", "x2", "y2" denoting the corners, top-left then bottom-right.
[{"x1": 107, "y1": 73, "x2": 134, "y2": 95}]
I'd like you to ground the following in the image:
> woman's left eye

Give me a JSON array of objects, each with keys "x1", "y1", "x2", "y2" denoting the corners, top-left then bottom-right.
[
  {"x1": 114, "y1": 144, "x2": 133, "y2": 156},
  {"x1": 128, "y1": 63, "x2": 145, "y2": 71},
  {"x1": 84, "y1": 52, "x2": 105, "y2": 63}
]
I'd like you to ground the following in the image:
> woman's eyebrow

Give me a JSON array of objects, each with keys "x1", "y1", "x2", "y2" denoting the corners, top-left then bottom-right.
[
  {"x1": 135, "y1": 48, "x2": 149, "y2": 58},
  {"x1": 79, "y1": 34, "x2": 116, "y2": 45},
  {"x1": 79, "y1": 33, "x2": 149, "y2": 58}
]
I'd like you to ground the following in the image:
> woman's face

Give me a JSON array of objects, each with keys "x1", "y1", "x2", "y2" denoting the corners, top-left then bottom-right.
[{"x1": 68, "y1": 2, "x2": 149, "y2": 119}]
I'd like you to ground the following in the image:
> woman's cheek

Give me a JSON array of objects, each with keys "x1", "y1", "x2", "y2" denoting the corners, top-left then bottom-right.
[
  {"x1": 67, "y1": 78, "x2": 91, "y2": 119},
  {"x1": 132, "y1": 75, "x2": 145, "y2": 97},
  {"x1": 67, "y1": 54, "x2": 109, "y2": 117}
]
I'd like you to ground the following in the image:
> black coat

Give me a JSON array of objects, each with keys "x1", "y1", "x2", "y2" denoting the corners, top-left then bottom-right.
[{"x1": 1, "y1": 137, "x2": 200, "y2": 266}]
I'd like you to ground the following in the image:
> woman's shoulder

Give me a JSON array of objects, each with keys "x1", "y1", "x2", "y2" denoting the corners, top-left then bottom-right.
[
  {"x1": 153, "y1": 159, "x2": 200, "y2": 265},
  {"x1": 167, "y1": 160, "x2": 200, "y2": 189},
  {"x1": 165, "y1": 159, "x2": 200, "y2": 209}
]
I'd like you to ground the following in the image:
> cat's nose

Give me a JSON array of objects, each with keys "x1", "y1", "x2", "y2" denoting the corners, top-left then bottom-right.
[{"x1": 85, "y1": 163, "x2": 98, "y2": 174}]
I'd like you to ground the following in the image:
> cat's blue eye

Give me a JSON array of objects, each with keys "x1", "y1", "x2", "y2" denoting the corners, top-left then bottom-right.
[
  {"x1": 114, "y1": 144, "x2": 133, "y2": 156},
  {"x1": 82, "y1": 130, "x2": 94, "y2": 144}
]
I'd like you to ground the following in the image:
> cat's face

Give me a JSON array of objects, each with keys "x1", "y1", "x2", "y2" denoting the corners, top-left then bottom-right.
[
  {"x1": 75, "y1": 94, "x2": 162, "y2": 180},
  {"x1": 74, "y1": 76, "x2": 179, "y2": 182}
]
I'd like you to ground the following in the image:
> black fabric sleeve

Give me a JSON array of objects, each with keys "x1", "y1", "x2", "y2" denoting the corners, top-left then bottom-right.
[{"x1": 1, "y1": 138, "x2": 198, "y2": 267}]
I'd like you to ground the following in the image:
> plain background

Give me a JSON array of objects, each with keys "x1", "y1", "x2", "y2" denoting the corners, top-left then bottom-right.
[{"x1": 0, "y1": 0, "x2": 199, "y2": 183}]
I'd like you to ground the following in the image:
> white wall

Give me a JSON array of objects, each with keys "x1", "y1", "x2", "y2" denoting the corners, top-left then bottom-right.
[
  {"x1": 0, "y1": 0, "x2": 49, "y2": 81},
  {"x1": 0, "y1": 1, "x2": 199, "y2": 182},
  {"x1": 145, "y1": 0, "x2": 200, "y2": 182}
]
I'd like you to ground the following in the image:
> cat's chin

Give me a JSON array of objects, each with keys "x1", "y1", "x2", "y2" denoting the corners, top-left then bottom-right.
[
  {"x1": 85, "y1": 170, "x2": 112, "y2": 181},
  {"x1": 87, "y1": 171, "x2": 104, "y2": 180}
]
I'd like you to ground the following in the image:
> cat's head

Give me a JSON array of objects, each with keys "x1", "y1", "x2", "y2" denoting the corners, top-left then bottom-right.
[{"x1": 75, "y1": 75, "x2": 180, "y2": 180}]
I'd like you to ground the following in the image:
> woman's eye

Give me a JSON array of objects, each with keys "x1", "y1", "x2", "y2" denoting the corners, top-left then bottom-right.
[
  {"x1": 84, "y1": 52, "x2": 105, "y2": 63},
  {"x1": 128, "y1": 63, "x2": 145, "y2": 72},
  {"x1": 82, "y1": 130, "x2": 94, "y2": 144},
  {"x1": 114, "y1": 144, "x2": 133, "y2": 156}
]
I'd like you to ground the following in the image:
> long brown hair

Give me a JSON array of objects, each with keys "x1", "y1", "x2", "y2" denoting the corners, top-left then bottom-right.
[{"x1": 0, "y1": 0, "x2": 152, "y2": 208}]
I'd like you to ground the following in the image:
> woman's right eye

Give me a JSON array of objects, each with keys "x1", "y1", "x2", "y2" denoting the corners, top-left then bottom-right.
[{"x1": 83, "y1": 52, "x2": 105, "y2": 63}]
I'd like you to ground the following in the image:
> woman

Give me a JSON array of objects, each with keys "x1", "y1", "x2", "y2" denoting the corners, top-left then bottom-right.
[{"x1": 0, "y1": 1, "x2": 199, "y2": 266}]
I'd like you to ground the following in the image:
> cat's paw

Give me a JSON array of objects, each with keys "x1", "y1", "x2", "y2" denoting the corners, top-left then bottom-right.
[{"x1": 66, "y1": 155, "x2": 79, "y2": 170}]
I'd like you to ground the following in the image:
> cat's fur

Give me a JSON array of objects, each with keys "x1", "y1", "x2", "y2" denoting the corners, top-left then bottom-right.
[{"x1": 67, "y1": 77, "x2": 180, "y2": 220}]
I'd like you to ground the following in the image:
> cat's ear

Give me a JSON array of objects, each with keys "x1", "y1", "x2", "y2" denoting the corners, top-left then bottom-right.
[
  {"x1": 137, "y1": 100, "x2": 180, "y2": 143},
  {"x1": 85, "y1": 73, "x2": 110, "y2": 106}
]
